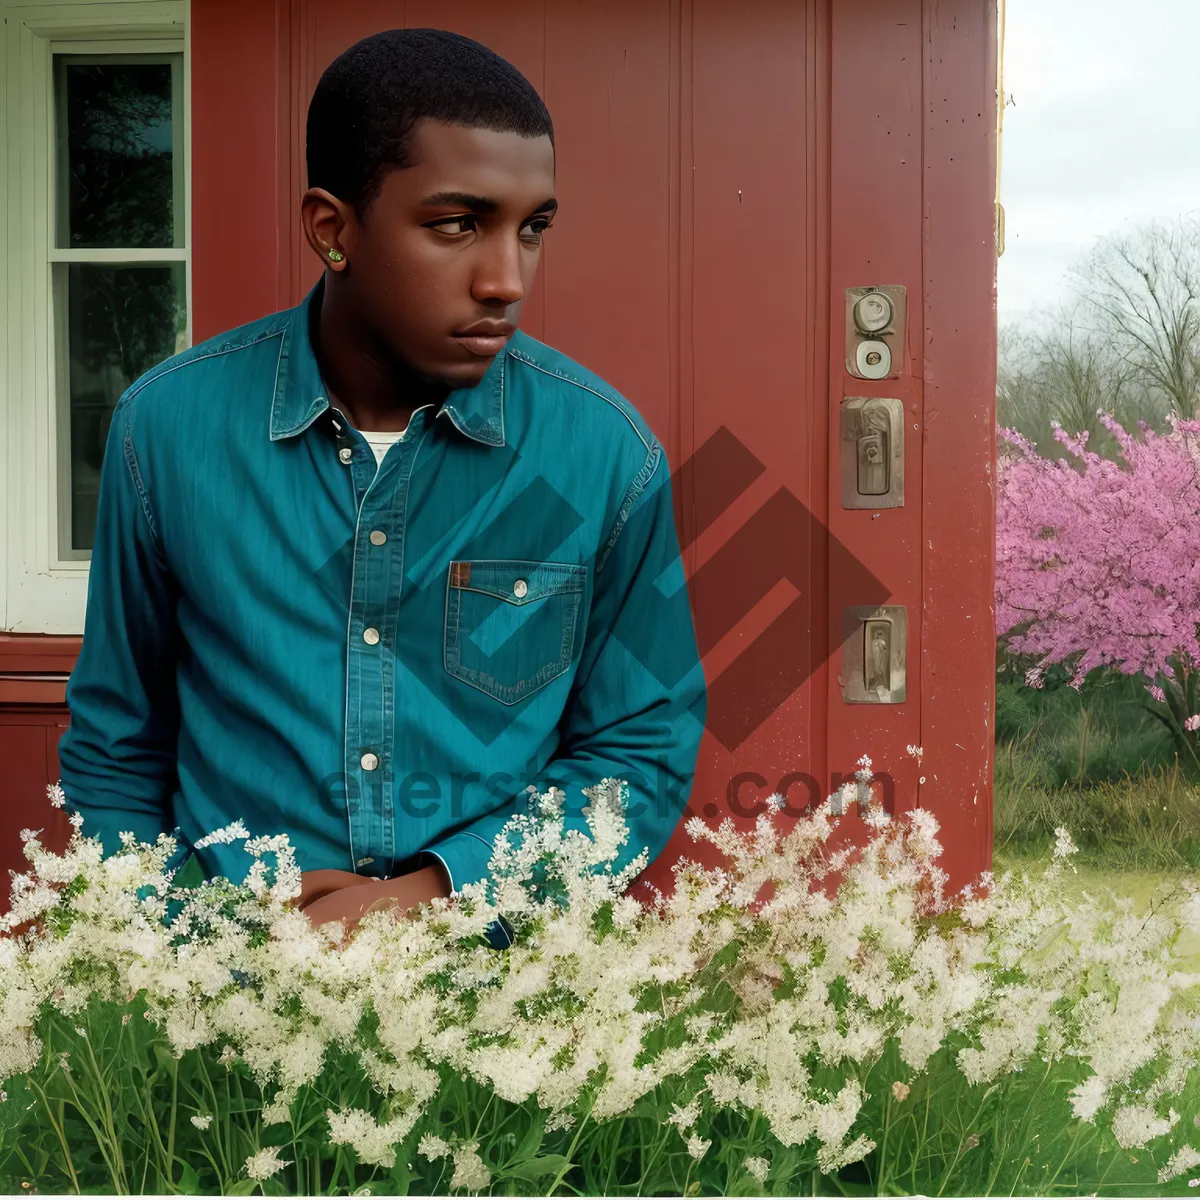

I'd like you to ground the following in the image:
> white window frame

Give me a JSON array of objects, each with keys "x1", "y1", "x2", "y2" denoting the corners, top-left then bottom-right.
[{"x1": 0, "y1": 0, "x2": 189, "y2": 634}]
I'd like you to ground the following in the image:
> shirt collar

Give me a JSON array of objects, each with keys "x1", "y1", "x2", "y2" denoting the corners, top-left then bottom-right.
[{"x1": 269, "y1": 279, "x2": 507, "y2": 447}]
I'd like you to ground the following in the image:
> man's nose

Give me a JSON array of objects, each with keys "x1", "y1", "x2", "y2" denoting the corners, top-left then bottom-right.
[{"x1": 471, "y1": 238, "x2": 525, "y2": 306}]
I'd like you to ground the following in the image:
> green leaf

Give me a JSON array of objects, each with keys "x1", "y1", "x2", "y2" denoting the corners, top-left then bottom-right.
[
  {"x1": 151, "y1": 1041, "x2": 180, "y2": 1075},
  {"x1": 768, "y1": 1145, "x2": 803, "y2": 1193},
  {"x1": 173, "y1": 854, "x2": 207, "y2": 891},
  {"x1": 387, "y1": 1154, "x2": 412, "y2": 1196},
  {"x1": 631, "y1": 1091, "x2": 670, "y2": 1121},
  {"x1": 511, "y1": 1109, "x2": 545, "y2": 1163},
  {"x1": 176, "y1": 1160, "x2": 201, "y2": 1193},
  {"x1": 728, "y1": 1177, "x2": 766, "y2": 1197},
  {"x1": 501, "y1": 1153, "x2": 575, "y2": 1182},
  {"x1": 826, "y1": 1177, "x2": 877, "y2": 1197},
  {"x1": 225, "y1": 1177, "x2": 261, "y2": 1195},
  {"x1": 0, "y1": 1077, "x2": 33, "y2": 1133}
]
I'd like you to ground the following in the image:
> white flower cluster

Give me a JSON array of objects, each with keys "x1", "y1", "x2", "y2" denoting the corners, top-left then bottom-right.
[
  {"x1": 416, "y1": 1132, "x2": 491, "y2": 1192},
  {"x1": 244, "y1": 1145, "x2": 291, "y2": 1181},
  {"x1": 0, "y1": 774, "x2": 1198, "y2": 1189}
]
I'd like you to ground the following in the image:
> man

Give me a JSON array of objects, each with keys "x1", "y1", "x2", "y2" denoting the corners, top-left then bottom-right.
[{"x1": 57, "y1": 29, "x2": 706, "y2": 941}]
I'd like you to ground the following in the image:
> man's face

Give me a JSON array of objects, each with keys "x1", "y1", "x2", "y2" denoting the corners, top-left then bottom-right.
[{"x1": 339, "y1": 119, "x2": 556, "y2": 390}]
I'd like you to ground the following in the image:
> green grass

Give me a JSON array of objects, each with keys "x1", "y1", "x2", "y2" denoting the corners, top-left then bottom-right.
[
  {"x1": 989, "y1": 855, "x2": 1200, "y2": 973},
  {"x1": 995, "y1": 662, "x2": 1200, "y2": 872},
  {"x1": 994, "y1": 663, "x2": 1200, "y2": 973},
  {"x1": 995, "y1": 752, "x2": 1200, "y2": 873},
  {"x1": 995, "y1": 664, "x2": 1188, "y2": 791},
  {"x1": 6, "y1": 993, "x2": 1199, "y2": 1197}
]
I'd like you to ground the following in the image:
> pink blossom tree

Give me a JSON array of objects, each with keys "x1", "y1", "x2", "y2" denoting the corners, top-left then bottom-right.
[{"x1": 996, "y1": 411, "x2": 1200, "y2": 761}]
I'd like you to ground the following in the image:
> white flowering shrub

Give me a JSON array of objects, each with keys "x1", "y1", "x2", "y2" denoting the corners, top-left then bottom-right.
[{"x1": 0, "y1": 763, "x2": 1198, "y2": 1195}]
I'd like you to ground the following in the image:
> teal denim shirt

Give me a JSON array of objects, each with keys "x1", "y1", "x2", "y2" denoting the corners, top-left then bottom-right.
[{"x1": 58, "y1": 282, "x2": 707, "y2": 933}]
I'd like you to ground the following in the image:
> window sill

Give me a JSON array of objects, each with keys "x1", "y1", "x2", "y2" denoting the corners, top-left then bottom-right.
[
  {"x1": 0, "y1": 676, "x2": 68, "y2": 705},
  {"x1": 0, "y1": 635, "x2": 81, "y2": 676}
]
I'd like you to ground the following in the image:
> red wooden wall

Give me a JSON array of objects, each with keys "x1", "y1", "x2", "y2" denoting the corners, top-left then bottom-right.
[
  {"x1": 1, "y1": 0, "x2": 997, "y2": 904},
  {"x1": 0, "y1": 638, "x2": 77, "y2": 889}
]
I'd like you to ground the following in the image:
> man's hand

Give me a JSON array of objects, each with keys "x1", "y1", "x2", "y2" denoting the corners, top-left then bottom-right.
[
  {"x1": 297, "y1": 869, "x2": 374, "y2": 909},
  {"x1": 300, "y1": 863, "x2": 451, "y2": 936}
]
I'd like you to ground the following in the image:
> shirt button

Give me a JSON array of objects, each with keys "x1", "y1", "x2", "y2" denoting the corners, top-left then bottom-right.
[
  {"x1": 513, "y1": 578, "x2": 528, "y2": 598},
  {"x1": 369, "y1": 530, "x2": 387, "y2": 546},
  {"x1": 338, "y1": 446, "x2": 353, "y2": 464},
  {"x1": 363, "y1": 627, "x2": 380, "y2": 645},
  {"x1": 360, "y1": 752, "x2": 379, "y2": 771}
]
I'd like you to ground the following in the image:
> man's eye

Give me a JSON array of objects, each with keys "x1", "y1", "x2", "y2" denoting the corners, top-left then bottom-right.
[
  {"x1": 426, "y1": 215, "x2": 553, "y2": 239},
  {"x1": 430, "y1": 216, "x2": 477, "y2": 235}
]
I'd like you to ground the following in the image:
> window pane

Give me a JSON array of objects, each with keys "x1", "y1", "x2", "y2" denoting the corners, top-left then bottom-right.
[
  {"x1": 55, "y1": 57, "x2": 180, "y2": 249},
  {"x1": 61, "y1": 263, "x2": 187, "y2": 555}
]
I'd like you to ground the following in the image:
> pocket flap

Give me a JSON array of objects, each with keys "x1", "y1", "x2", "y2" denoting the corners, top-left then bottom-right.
[{"x1": 448, "y1": 559, "x2": 586, "y2": 606}]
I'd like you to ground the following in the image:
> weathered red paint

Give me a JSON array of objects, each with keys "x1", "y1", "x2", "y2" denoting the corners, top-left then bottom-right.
[
  {"x1": 1, "y1": 0, "x2": 997, "y2": 907},
  {"x1": 190, "y1": 0, "x2": 283, "y2": 333},
  {"x1": 824, "y1": 0, "x2": 926, "y2": 877},
  {"x1": 919, "y1": 0, "x2": 999, "y2": 887},
  {"x1": 0, "y1": 713, "x2": 73, "y2": 882}
]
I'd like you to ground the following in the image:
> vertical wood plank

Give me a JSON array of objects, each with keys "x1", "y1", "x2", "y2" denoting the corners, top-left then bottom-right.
[
  {"x1": 190, "y1": 0, "x2": 280, "y2": 338},
  {"x1": 540, "y1": 0, "x2": 673, "y2": 442},
  {"x1": 0, "y1": 722, "x2": 47, "y2": 911},
  {"x1": 920, "y1": 0, "x2": 998, "y2": 888},
  {"x1": 638, "y1": 0, "x2": 827, "y2": 895},
  {"x1": 825, "y1": 0, "x2": 925, "y2": 842}
]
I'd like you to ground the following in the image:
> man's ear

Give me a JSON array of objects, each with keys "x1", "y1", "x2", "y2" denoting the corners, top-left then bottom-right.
[{"x1": 301, "y1": 187, "x2": 354, "y2": 270}]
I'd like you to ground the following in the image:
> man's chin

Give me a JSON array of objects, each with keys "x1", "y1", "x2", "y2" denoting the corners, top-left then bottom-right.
[{"x1": 427, "y1": 358, "x2": 492, "y2": 391}]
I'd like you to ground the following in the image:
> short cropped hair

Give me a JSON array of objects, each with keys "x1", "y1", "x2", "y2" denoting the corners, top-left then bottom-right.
[{"x1": 307, "y1": 28, "x2": 555, "y2": 213}]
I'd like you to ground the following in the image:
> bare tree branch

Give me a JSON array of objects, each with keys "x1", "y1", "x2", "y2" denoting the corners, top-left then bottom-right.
[{"x1": 1070, "y1": 216, "x2": 1200, "y2": 418}]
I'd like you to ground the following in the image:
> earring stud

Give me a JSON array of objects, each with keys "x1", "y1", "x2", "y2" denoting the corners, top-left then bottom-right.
[{"x1": 327, "y1": 248, "x2": 345, "y2": 263}]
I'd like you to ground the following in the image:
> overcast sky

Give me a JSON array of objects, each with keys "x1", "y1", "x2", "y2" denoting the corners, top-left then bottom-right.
[{"x1": 996, "y1": 0, "x2": 1200, "y2": 326}]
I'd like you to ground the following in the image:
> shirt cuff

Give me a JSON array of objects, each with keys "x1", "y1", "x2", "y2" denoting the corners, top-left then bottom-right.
[
  {"x1": 417, "y1": 848, "x2": 455, "y2": 893},
  {"x1": 419, "y1": 835, "x2": 513, "y2": 950},
  {"x1": 420, "y1": 830, "x2": 493, "y2": 892}
]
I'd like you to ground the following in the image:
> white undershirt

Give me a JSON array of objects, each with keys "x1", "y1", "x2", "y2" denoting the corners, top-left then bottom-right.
[
  {"x1": 359, "y1": 429, "x2": 405, "y2": 466},
  {"x1": 356, "y1": 403, "x2": 434, "y2": 468}
]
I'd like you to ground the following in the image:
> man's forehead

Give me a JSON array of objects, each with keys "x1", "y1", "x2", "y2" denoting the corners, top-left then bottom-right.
[{"x1": 408, "y1": 118, "x2": 552, "y2": 164}]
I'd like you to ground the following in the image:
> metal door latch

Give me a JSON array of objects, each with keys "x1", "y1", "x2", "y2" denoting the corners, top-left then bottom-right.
[
  {"x1": 845, "y1": 284, "x2": 906, "y2": 379},
  {"x1": 840, "y1": 604, "x2": 907, "y2": 703},
  {"x1": 840, "y1": 396, "x2": 904, "y2": 508}
]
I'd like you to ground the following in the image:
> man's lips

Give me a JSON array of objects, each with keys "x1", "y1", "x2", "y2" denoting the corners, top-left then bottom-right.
[{"x1": 452, "y1": 331, "x2": 513, "y2": 358}]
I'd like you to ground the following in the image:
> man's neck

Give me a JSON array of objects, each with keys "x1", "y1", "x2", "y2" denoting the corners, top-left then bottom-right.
[{"x1": 310, "y1": 279, "x2": 448, "y2": 432}]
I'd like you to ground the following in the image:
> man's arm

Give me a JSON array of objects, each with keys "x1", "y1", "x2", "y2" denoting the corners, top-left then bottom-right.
[
  {"x1": 58, "y1": 393, "x2": 182, "y2": 860},
  {"x1": 299, "y1": 862, "x2": 451, "y2": 932},
  {"x1": 423, "y1": 443, "x2": 707, "y2": 912}
]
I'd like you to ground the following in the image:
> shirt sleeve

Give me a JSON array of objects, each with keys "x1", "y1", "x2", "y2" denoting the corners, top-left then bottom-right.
[
  {"x1": 57, "y1": 392, "x2": 183, "y2": 861},
  {"x1": 423, "y1": 441, "x2": 708, "y2": 918}
]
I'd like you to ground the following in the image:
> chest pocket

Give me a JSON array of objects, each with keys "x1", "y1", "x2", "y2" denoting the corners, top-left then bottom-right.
[{"x1": 444, "y1": 559, "x2": 588, "y2": 705}]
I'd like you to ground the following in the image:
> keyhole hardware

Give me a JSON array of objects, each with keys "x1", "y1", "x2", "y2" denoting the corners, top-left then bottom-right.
[
  {"x1": 846, "y1": 285, "x2": 906, "y2": 379},
  {"x1": 856, "y1": 422, "x2": 890, "y2": 496},
  {"x1": 841, "y1": 396, "x2": 903, "y2": 509}
]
